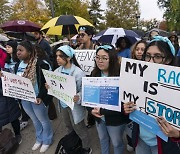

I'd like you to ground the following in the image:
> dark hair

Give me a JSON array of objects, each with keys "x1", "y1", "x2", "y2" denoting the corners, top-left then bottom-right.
[
  {"x1": 18, "y1": 40, "x2": 36, "y2": 58},
  {"x1": 115, "y1": 37, "x2": 132, "y2": 50},
  {"x1": 78, "y1": 25, "x2": 95, "y2": 36},
  {"x1": 34, "y1": 44, "x2": 49, "y2": 60},
  {"x1": 143, "y1": 41, "x2": 175, "y2": 66},
  {"x1": 56, "y1": 50, "x2": 81, "y2": 69},
  {"x1": 168, "y1": 33, "x2": 179, "y2": 55},
  {"x1": 91, "y1": 45, "x2": 120, "y2": 77},
  {"x1": 131, "y1": 40, "x2": 147, "y2": 60},
  {"x1": 5, "y1": 40, "x2": 19, "y2": 64}
]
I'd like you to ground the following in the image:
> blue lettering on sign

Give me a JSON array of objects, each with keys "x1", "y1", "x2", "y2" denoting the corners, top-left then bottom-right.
[
  {"x1": 157, "y1": 68, "x2": 180, "y2": 87},
  {"x1": 157, "y1": 103, "x2": 166, "y2": 116},
  {"x1": 147, "y1": 101, "x2": 156, "y2": 113}
]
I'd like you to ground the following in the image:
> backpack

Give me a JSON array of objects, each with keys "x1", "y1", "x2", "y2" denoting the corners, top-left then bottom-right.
[
  {"x1": 55, "y1": 131, "x2": 82, "y2": 154},
  {"x1": 0, "y1": 128, "x2": 19, "y2": 154}
]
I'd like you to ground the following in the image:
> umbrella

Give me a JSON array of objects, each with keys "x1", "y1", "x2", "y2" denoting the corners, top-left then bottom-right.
[
  {"x1": 5, "y1": 31, "x2": 36, "y2": 41},
  {"x1": 0, "y1": 34, "x2": 9, "y2": 42},
  {"x1": 145, "y1": 28, "x2": 169, "y2": 38},
  {"x1": 93, "y1": 28, "x2": 140, "y2": 46},
  {"x1": 0, "y1": 20, "x2": 40, "y2": 32},
  {"x1": 41, "y1": 15, "x2": 93, "y2": 35}
]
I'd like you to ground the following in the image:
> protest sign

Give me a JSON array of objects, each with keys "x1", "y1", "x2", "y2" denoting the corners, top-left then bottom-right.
[
  {"x1": 75, "y1": 50, "x2": 96, "y2": 75},
  {"x1": 42, "y1": 69, "x2": 76, "y2": 110},
  {"x1": 1, "y1": 71, "x2": 36, "y2": 102},
  {"x1": 120, "y1": 58, "x2": 180, "y2": 141},
  {"x1": 82, "y1": 77, "x2": 121, "y2": 111}
]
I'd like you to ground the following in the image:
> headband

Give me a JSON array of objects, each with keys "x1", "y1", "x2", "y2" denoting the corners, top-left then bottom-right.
[
  {"x1": 57, "y1": 45, "x2": 75, "y2": 58},
  {"x1": 97, "y1": 45, "x2": 113, "y2": 51}
]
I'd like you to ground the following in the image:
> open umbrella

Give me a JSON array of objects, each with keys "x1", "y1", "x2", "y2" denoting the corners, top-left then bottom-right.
[
  {"x1": 41, "y1": 15, "x2": 93, "y2": 35},
  {"x1": 93, "y1": 28, "x2": 140, "y2": 46},
  {"x1": 0, "y1": 20, "x2": 40, "y2": 32}
]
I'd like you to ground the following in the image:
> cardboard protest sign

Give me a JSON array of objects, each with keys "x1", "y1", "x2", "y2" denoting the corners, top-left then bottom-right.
[
  {"x1": 1, "y1": 71, "x2": 36, "y2": 102},
  {"x1": 42, "y1": 69, "x2": 76, "y2": 110},
  {"x1": 82, "y1": 77, "x2": 121, "y2": 111},
  {"x1": 120, "y1": 58, "x2": 180, "y2": 141},
  {"x1": 75, "y1": 50, "x2": 96, "y2": 76}
]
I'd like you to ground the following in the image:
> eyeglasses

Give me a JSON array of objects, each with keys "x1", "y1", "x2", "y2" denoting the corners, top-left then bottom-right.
[
  {"x1": 95, "y1": 56, "x2": 109, "y2": 62},
  {"x1": 78, "y1": 33, "x2": 86, "y2": 38},
  {"x1": 144, "y1": 54, "x2": 165, "y2": 63}
]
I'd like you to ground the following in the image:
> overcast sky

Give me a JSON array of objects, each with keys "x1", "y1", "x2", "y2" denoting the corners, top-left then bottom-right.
[{"x1": 99, "y1": 0, "x2": 165, "y2": 20}]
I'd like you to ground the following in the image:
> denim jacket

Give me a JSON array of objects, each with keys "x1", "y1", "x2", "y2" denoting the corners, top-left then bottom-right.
[{"x1": 55, "y1": 64, "x2": 86, "y2": 124}]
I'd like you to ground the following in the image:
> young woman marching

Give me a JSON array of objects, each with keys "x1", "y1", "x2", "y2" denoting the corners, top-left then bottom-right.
[
  {"x1": 15, "y1": 40, "x2": 53, "y2": 153},
  {"x1": 124, "y1": 36, "x2": 180, "y2": 154},
  {"x1": 88, "y1": 45, "x2": 129, "y2": 154}
]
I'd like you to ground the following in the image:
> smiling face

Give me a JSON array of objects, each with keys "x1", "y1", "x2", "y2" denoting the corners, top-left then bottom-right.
[
  {"x1": 95, "y1": 49, "x2": 109, "y2": 73},
  {"x1": 134, "y1": 43, "x2": 146, "y2": 60}
]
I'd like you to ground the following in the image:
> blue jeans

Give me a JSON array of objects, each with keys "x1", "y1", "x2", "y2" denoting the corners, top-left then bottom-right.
[
  {"x1": 136, "y1": 138, "x2": 158, "y2": 154},
  {"x1": 21, "y1": 100, "x2": 53, "y2": 145},
  {"x1": 96, "y1": 120, "x2": 125, "y2": 154}
]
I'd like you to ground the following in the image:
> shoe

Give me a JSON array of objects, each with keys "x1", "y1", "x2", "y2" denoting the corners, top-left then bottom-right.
[
  {"x1": 126, "y1": 144, "x2": 134, "y2": 152},
  {"x1": 32, "y1": 142, "x2": 41, "y2": 151},
  {"x1": 40, "y1": 144, "x2": 50, "y2": 153},
  {"x1": 15, "y1": 135, "x2": 22, "y2": 144},
  {"x1": 20, "y1": 121, "x2": 28, "y2": 130},
  {"x1": 82, "y1": 148, "x2": 92, "y2": 154}
]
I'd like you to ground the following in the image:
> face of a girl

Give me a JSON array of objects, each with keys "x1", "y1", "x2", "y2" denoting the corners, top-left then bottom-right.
[
  {"x1": 6, "y1": 45, "x2": 13, "y2": 54},
  {"x1": 95, "y1": 49, "x2": 109, "y2": 72},
  {"x1": 16, "y1": 45, "x2": 30, "y2": 61},
  {"x1": 135, "y1": 43, "x2": 146, "y2": 60},
  {"x1": 56, "y1": 51, "x2": 67, "y2": 66},
  {"x1": 145, "y1": 45, "x2": 168, "y2": 64}
]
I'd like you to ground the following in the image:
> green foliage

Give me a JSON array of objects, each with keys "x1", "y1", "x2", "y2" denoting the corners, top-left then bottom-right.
[
  {"x1": 10, "y1": 0, "x2": 51, "y2": 26},
  {"x1": 105, "y1": 0, "x2": 140, "y2": 29},
  {"x1": 158, "y1": 0, "x2": 180, "y2": 31},
  {"x1": 140, "y1": 19, "x2": 160, "y2": 31},
  {"x1": 0, "y1": 0, "x2": 11, "y2": 25}
]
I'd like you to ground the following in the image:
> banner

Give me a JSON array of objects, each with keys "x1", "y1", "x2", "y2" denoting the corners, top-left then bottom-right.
[
  {"x1": 75, "y1": 50, "x2": 96, "y2": 76},
  {"x1": 1, "y1": 71, "x2": 36, "y2": 102},
  {"x1": 42, "y1": 69, "x2": 76, "y2": 110},
  {"x1": 82, "y1": 77, "x2": 121, "y2": 111},
  {"x1": 120, "y1": 58, "x2": 180, "y2": 141}
]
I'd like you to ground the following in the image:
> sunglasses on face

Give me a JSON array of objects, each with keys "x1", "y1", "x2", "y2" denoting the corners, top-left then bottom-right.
[{"x1": 78, "y1": 33, "x2": 86, "y2": 38}]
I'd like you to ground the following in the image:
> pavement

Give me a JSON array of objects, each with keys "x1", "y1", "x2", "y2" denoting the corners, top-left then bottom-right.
[{"x1": 5, "y1": 99, "x2": 135, "y2": 154}]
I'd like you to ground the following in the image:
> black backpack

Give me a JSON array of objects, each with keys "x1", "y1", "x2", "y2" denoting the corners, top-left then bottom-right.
[{"x1": 55, "y1": 131, "x2": 82, "y2": 154}]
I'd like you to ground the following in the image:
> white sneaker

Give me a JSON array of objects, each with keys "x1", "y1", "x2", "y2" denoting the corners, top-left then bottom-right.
[
  {"x1": 40, "y1": 144, "x2": 50, "y2": 153},
  {"x1": 126, "y1": 144, "x2": 134, "y2": 152},
  {"x1": 32, "y1": 142, "x2": 41, "y2": 151},
  {"x1": 20, "y1": 121, "x2": 28, "y2": 130}
]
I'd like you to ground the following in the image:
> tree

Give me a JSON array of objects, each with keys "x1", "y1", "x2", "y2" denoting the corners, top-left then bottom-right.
[
  {"x1": 10, "y1": 0, "x2": 51, "y2": 26},
  {"x1": 88, "y1": 0, "x2": 104, "y2": 30},
  {"x1": 44, "y1": 0, "x2": 92, "y2": 22},
  {"x1": 105, "y1": 0, "x2": 140, "y2": 29},
  {"x1": 140, "y1": 19, "x2": 160, "y2": 31},
  {"x1": 0, "y1": 0, "x2": 11, "y2": 25},
  {"x1": 157, "y1": 0, "x2": 180, "y2": 31}
]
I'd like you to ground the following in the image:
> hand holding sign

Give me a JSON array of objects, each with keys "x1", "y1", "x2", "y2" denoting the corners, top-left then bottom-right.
[
  {"x1": 157, "y1": 117, "x2": 180, "y2": 138},
  {"x1": 91, "y1": 107, "x2": 102, "y2": 118},
  {"x1": 123, "y1": 102, "x2": 137, "y2": 114}
]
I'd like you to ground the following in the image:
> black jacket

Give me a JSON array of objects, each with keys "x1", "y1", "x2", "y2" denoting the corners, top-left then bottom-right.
[{"x1": 14, "y1": 60, "x2": 52, "y2": 106}]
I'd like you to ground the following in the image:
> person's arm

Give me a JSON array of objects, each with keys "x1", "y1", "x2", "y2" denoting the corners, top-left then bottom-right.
[{"x1": 123, "y1": 102, "x2": 136, "y2": 114}]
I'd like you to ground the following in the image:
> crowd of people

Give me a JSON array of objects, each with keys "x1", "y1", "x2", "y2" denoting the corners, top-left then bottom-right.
[{"x1": 0, "y1": 25, "x2": 180, "y2": 154}]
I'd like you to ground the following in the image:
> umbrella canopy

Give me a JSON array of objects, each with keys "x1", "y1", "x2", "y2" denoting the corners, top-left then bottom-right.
[
  {"x1": 0, "y1": 34, "x2": 9, "y2": 42},
  {"x1": 41, "y1": 15, "x2": 93, "y2": 35},
  {"x1": 93, "y1": 28, "x2": 140, "y2": 46},
  {"x1": 5, "y1": 31, "x2": 36, "y2": 41},
  {"x1": 0, "y1": 20, "x2": 40, "y2": 32},
  {"x1": 145, "y1": 28, "x2": 169, "y2": 38}
]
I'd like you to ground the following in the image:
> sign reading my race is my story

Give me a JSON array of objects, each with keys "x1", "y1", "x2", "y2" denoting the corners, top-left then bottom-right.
[
  {"x1": 75, "y1": 50, "x2": 96, "y2": 76},
  {"x1": 120, "y1": 58, "x2": 180, "y2": 141},
  {"x1": 42, "y1": 69, "x2": 76, "y2": 110},
  {"x1": 1, "y1": 71, "x2": 36, "y2": 102},
  {"x1": 82, "y1": 77, "x2": 121, "y2": 112}
]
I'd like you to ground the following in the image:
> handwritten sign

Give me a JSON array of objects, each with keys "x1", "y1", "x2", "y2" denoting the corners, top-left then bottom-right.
[
  {"x1": 42, "y1": 69, "x2": 76, "y2": 110},
  {"x1": 120, "y1": 58, "x2": 180, "y2": 141},
  {"x1": 75, "y1": 50, "x2": 96, "y2": 75},
  {"x1": 82, "y1": 77, "x2": 121, "y2": 111},
  {"x1": 1, "y1": 71, "x2": 36, "y2": 102}
]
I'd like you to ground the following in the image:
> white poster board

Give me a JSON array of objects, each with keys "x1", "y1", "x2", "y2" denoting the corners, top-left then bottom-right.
[
  {"x1": 120, "y1": 58, "x2": 180, "y2": 130},
  {"x1": 75, "y1": 50, "x2": 96, "y2": 76},
  {"x1": 42, "y1": 69, "x2": 76, "y2": 110},
  {"x1": 1, "y1": 71, "x2": 36, "y2": 102},
  {"x1": 82, "y1": 77, "x2": 121, "y2": 111}
]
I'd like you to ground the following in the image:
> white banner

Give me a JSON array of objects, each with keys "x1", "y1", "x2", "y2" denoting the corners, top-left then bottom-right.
[
  {"x1": 42, "y1": 69, "x2": 76, "y2": 110},
  {"x1": 120, "y1": 58, "x2": 180, "y2": 129},
  {"x1": 82, "y1": 77, "x2": 121, "y2": 111},
  {"x1": 1, "y1": 71, "x2": 36, "y2": 102},
  {"x1": 75, "y1": 50, "x2": 96, "y2": 76}
]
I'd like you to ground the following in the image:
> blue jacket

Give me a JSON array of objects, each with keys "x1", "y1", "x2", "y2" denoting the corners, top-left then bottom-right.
[{"x1": 55, "y1": 64, "x2": 86, "y2": 124}]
